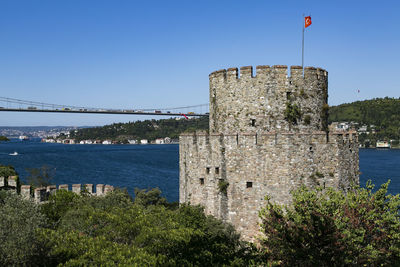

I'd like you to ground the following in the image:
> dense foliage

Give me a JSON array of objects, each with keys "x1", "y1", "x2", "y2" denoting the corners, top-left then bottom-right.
[
  {"x1": 0, "y1": 164, "x2": 17, "y2": 177},
  {"x1": 1, "y1": 187, "x2": 257, "y2": 266},
  {"x1": 329, "y1": 97, "x2": 400, "y2": 142},
  {"x1": 69, "y1": 116, "x2": 208, "y2": 142},
  {"x1": 259, "y1": 181, "x2": 400, "y2": 266},
  {"x1": 0, "y1": 191, "x2": 46, "y2": 266}
]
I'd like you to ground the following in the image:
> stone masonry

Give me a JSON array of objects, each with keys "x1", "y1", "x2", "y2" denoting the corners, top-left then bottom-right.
[
  {"x1": 0, "y1": 176, "x2": 114, "y2": 203},
  {"x1": 179, "y1": 65, "x2": 359, "y2": 241}
]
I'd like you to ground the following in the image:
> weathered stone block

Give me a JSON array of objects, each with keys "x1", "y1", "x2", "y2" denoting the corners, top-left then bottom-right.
[
  {"x1": 8, "y1": 176, "x2": 18, "y2": 187},
  {"x1": 96, "y1": 184, "x2": 105, "y2": 196},
  {"x1": 0, "y1": 177, "x2": 4, "y2": 187},
  {"x1": 72, "y1": 184, "x2": 81, "y2": 194},
  {"x1": 47, "y1": 185, "x2": 57, "y2": 195},
  {"x1": 34, "y1": 187, "x2": 47, "y2": 203},
  {"x1": 59, "y1": 184, "x2": 69, "y2": 191},
  {"x1": 104, "y1": 185, "x2": 114, "y2": 194},
  {"x1": 21, "y1": 185, "x2": 31, "y2": 200}
]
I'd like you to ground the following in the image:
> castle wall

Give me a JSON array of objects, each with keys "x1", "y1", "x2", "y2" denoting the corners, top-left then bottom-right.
[
  {"x1": 209, "y1": 65, "x2": 328, "y2": 133},
  {"x1": 180, "y1": 131, "x2": 359, "y2": 240},
  {"x1": 181, "y1": 64, "x2": 359, "y2": 241},
  {"x1": 0, "y1": 181, "x2": 114, "y2": 203}
]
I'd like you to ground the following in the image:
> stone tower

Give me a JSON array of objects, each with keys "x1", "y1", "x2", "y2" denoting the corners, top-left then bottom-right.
[{"x1": 179, "y1": 65, "x2": 359, "y2": 241}]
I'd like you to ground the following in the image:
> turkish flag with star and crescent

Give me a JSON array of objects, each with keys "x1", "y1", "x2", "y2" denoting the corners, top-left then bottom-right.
[{"x1": 305, "y1": 16, "x2": 312, "y2": 28}]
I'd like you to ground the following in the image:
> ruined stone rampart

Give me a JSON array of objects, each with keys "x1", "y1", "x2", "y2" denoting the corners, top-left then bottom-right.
[
  {"x1": 0, "y1": 176, "x2": 114, "y2": 203},
  {"x1": 180, "y1": 64, "x2": 359, "y2": 241}
]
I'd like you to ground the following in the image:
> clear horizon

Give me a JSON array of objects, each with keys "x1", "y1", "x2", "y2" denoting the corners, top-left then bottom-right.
[{"x1": 0, "y1": 0, "x2": 399, "y2": 126}]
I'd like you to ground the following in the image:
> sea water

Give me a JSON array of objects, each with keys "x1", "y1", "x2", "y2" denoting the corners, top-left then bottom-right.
[{"x1": 0, "y1": 139, "x2": 399, "y2": 202}]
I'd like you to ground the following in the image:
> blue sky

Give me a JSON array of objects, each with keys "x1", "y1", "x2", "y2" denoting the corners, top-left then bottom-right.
[{"x1": 0, "y1": 0, "x2": 399, "y2": 126}]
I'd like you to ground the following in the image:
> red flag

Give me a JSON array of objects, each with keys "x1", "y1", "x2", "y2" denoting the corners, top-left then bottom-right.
[{"x1": 305, "y1": 16, "x2": 312, "y2": 28}]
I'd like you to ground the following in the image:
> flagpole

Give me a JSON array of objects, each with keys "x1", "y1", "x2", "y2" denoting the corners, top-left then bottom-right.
[{"x1": 302, "y1": 14, "x2": 305, "y2": 74}]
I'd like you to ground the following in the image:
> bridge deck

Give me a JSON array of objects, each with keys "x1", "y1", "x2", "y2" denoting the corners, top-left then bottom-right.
[{"x1": 0, "y1": 108, "x2": 208, "y2": 117}]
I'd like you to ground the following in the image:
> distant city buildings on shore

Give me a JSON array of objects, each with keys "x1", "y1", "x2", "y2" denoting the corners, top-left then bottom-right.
[
  {"x1": 330, "y1": 122, "x2": 394, "y2": 148},
  {"x1": 41, "y1": 136, "x2": 175, "y2": 145}
]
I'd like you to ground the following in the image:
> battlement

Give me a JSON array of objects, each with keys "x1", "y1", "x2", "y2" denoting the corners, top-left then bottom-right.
[
  {"x1": 209, "y1": 65, "x2": 327, "y2": 81},
  {"x1": 209, "y1": 65, "x2": 328, "y2": 134},
  {"x1": 0, "y1": 179, "x2": 114, "y2": 203},
  {"x1": 180, "y1": 130, "x2": 358, "y2": 147}
]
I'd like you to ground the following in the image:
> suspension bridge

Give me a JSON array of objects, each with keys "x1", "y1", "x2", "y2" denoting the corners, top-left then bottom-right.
[{"x1": 0, "y1": 97, "x2": 209, "y2": 117}]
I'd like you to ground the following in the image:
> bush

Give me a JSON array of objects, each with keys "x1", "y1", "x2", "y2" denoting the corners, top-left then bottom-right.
[
  {"x1": 259, "y1": 181, "x2": 400, "y2": 266},
  {"x1": 284, "y1": 102, "x2": 301, "y2": 125}
]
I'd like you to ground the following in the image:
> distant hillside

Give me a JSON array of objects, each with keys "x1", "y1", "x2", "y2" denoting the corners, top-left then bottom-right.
[
  {"x1": 329, "y1": 97, "x2": 400, "y2": 141},
  {"x1": 70, "y1": 117, "x2": 208, "y2": 143}
]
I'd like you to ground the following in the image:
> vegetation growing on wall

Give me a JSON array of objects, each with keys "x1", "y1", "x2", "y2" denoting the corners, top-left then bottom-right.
[
  {"x1": 218, "y1": 179, "x2": 229, "y2": 195},
  {"x1": 284, "y1": 102, "x2": 301, "y2": 125}
]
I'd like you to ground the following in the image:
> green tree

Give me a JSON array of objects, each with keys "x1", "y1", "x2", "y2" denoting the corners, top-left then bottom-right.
[
  {"x1": 44, "y1": 189, "x2": 256, "y2": 266},
  {"x1": 259, "y1": 181, "x2": 400, "y2": 266},
  {"x1": 0, "y1": 191, "x2": 47, "y2": 266},
  {"x1": 38, "y1": 229, "x2": 167, "y2": 266},
  {"x1": 134, "y1": 187, "x2": 167, "y2": 207},
  {"x1": 40, "y1": 189, "x2": 80, "y2": 228},
  {"x1": 0, "y1": 164, "x2": 17, "y2": 177}
]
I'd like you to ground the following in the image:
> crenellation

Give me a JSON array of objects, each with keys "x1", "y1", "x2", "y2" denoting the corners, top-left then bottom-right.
[
  {"x1": 226, "y1": 67, "x2": 238, "y2": 80},
  {"x1": 21, "y1": 185, "x2": 31, "y2": 200},
  {"x1": 239, "y1": 66, "x2": 253, "y2": 78},
  {"x1": 0, "y1": 182, "x2": 115, "y2": 203},
  {"x1": 96, "y1": 184, "x2": 105, "y2": 196},
  {"x1": 255, "y1": 65, "x2": 270, "y2": 76},
  {"x1": 8, "y1": 176, "x2": 18, "y2": 187},
  {"x1": 59, "y1": 184, "x2": 68, "y2": 191},
  {"x1": 47, "y1": 185, "x2": 57, "y2": 195},
  {"x1": 72, "y1": 184, "x2": 81, "y2": 194},
  {"x1": 34, "y1": 187, "x2": 47, "y2": 203},
  {"x1": 180, "y1": 64, "x2": 359, "y2": 241}
]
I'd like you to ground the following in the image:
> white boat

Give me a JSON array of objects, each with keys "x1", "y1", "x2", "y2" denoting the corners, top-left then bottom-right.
[
  {"x1": 9, "y1": 152, "x2": 18, "y2": 156},
  {"x1": 19, "y1": 135, "x2": 29, "y2": 141}
]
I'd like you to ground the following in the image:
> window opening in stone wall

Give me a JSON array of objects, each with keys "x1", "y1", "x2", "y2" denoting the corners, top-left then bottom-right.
[
  {"x1": 206, "y1": 167, "x2": 210, "y2": 174},
  {"x1": 246, "y1": 181, "x2": 253, "y2": 188},
  {"x1": 251, "y1": 119, "x2": 256, "y2": 127},
  {"x1": 215, "y1": 167, "x2": 220, "y2": 175},
  {"x1": 199, "y1": 178, "x2": 204, "y2": 185}
]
